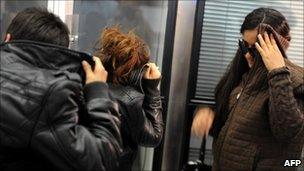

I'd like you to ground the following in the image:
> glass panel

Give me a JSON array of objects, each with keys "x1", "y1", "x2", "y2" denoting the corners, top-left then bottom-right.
[
  {"x1": 0, "y1": 0, "x2": 48, "y2": 42},
  {"x1": 72, "y1": 0, "x2": 168, "y2": 68},
  {"x1": 72, "y1": 1, "x2": 168, "y2": 170}
]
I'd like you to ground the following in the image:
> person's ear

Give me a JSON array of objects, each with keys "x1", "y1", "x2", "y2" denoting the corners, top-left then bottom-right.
[{"x1": 4, "y1": 33, "x2": 11, "y2": 42}]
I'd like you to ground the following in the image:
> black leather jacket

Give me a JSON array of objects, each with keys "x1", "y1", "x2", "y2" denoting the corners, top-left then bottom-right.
[
  {"x1": 0, "y1": 40, "x2": 122, "y2": 171},
  {"x1": 108, "y1": 66, "x2": 163, "y2": 170}
]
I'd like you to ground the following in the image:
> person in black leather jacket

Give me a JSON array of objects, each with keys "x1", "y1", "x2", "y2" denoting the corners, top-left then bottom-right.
[
  {"x1": 0, "y1": 8, "x2": 122, "y2": 171},
  {"x1": 95, "y1": 26, "x2": 163, "y2": 170}
]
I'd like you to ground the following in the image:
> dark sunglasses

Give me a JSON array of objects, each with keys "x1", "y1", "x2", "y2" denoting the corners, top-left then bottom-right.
[{"x1": 238, "y1": 39, "x2": 259, "y2": 57}]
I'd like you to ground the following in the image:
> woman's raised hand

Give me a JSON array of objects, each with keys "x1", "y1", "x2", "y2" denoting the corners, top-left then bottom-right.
[
  {"x1": 144, "y1": 63, "x2": 161, "y2": 79},
  {"x1": 255, "y1": 32, "x2": 285, "y2": 71}
]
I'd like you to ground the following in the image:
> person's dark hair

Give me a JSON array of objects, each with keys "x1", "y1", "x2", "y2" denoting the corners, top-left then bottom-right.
[
  {"x1": 95, "y1": 26, "x2": 150, "y2": 85},
  {"x1": 211, "y1": 8, "x2": 291, "y2": 137},
  {"x1": 6, "y1": 7, "x2": 70, "y2": 47}
]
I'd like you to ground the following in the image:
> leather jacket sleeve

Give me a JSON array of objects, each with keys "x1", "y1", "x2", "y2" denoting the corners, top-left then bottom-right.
[
  {"x1": 125, "y1": 78, "x2": 164, "y2": 147},
  {"x1": 268, "y1": 66, "x2": 304, "y2": 143},
  {"x1": 31, "y1": 80, "x2": 122, "y2": 171}
]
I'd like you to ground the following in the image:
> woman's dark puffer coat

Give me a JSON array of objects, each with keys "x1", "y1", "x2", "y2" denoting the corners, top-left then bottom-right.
[{"x1": 213, "y1": 60, "x2": 304, "y2": 171}]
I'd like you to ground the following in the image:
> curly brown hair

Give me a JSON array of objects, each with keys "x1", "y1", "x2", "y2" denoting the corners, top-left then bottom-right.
[{"x1": 95, "y1": 26, "x2": 150, "y2": 84}]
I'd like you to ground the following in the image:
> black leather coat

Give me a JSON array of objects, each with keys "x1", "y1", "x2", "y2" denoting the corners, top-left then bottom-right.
[
  {"x1": 108, "y1": 65, "x2": 163, "y2": 170},
  {"x1": 0, "y1": 40, "x2": 122, "y2": 171}
]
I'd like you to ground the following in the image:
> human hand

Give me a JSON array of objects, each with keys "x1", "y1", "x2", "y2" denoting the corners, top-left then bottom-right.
[
  {"x1": 191, "y1": 106, "x2": 215, "y2": 138},
  {"x1": 143, "y1": 63, "x2": 161, "y2": 79},
  {"x1": 82, "y1": 56, "x2": 108, "y2": 84},
  {"x1": 255, "y1": 32, "x2": 285, "y2": 71}
]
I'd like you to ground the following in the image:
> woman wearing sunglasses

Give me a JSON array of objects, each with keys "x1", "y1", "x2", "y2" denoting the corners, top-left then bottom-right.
[{"x1": 192, "y1": 8, "x2": 303, "y2": 170}]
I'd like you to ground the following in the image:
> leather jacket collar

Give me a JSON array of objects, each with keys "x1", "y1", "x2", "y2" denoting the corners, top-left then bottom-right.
[
  {"x1": 0, "y1": 40, "x2": 94, "y2": 73},
  {"x1": 126, "y1": 64, "x2": 148, "y2": 93}
]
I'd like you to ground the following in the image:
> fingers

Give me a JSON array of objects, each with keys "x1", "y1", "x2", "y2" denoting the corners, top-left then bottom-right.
[
  {"x1": 82, "y1": 56, "x2": 108, "y2": 84},
  {"x1": 93, "y1": 56, "x2": 107, "y2": 80},
  {"x1": 205, "y1": 119, "x2": 210, "y2": 138},
  {"x1": 144, "y1": 62, "x2": 161, "y2": 79},
  {"x1": 256, "y1": 33, "x2": 285, "y2": 71},
  {"x1": 150, "y1": 63, "x2": 159, "y2": 71},
  {"x1": 82, "y1": 60, "x2": 93, "y2": 76},
  {"x1": 255, "y1": 42, "x2": 265, "y2": 57},
  {"x1": 143, "y1": 64, "x2": 151, "y2": 79},
  {"x1": 205, "y1": 108, "x2": 214, "y2": 138},
  {"x1": 150, "y1": 63, "x2": 161, "y2": 77},
  {"x1": 82, "y1": 61, "x2": 94, "y2": 84},
  {"x1": 149, "y1": 64, "x2": 155, "y2": 74},
  {"x1": 270, "y1": 34, "x2": 280, "y2": 52},
  {"x1": 192, "y1": 119, "x2": 206, "y2": 137},
  {"x1": 257, "y1": 33, "x2": 274, "y2": 51},
  {"x1": 191, "y1": 107, "x2": 214, "y2": 137},
  {"x1": 192, "y1": 110, "x2": 205, "y2": 137},
  {"x1": 257, "y1": 34, "x2": 267, "y2": 50},
  {"x1": 255, "y1": 34, "x2": 267, "y2": 58},
  {"x1": 147, "y1": 63, "x2": 157, "y2": 73},
  {"x1": 263, "y1": 32, "x2": 272, "y2": 49},
  {"x1": 92, "y1": 56, "x2": 104, "y2": 71}
]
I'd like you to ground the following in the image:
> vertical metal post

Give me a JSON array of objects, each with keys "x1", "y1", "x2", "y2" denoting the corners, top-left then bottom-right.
[{"x1": 161, "y1": 1, "x2": 197, "y2": 170}]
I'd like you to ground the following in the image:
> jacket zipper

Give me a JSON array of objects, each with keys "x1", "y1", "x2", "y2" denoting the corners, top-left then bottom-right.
[
  {"x1": 217, "y1": 83, "x2": 247, "y2": 169},
  {"x1": 236, "y1": 88, "x2": 243, "y2": 100}
]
